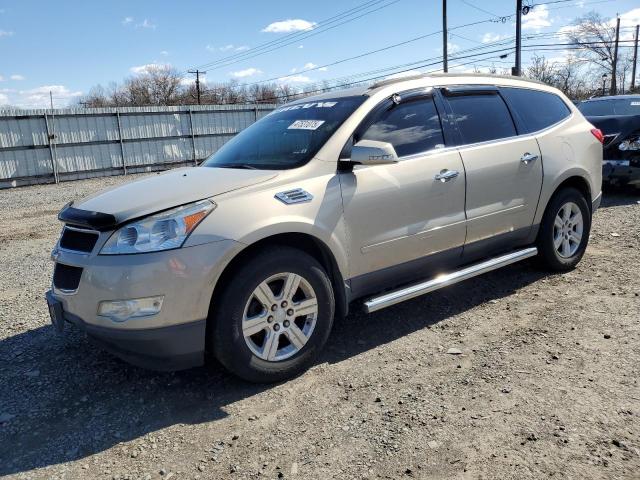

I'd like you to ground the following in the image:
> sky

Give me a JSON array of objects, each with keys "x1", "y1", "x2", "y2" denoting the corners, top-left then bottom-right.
[{"x1": 0, "y1": 0, "x2": 639, "y2": 108}]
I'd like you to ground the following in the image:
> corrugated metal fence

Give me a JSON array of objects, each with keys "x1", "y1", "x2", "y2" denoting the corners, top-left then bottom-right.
[{"x1": 0, "y1": 104, "x2": 275, "y2": 189}]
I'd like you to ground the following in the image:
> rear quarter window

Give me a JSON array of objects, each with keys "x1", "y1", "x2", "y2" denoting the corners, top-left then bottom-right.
[{"x1": 501, "y1": 87, "x2": 571, "y2": 133}]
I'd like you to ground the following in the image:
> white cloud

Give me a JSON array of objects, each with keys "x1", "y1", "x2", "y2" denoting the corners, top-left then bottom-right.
[
  {"x1": 262, "y1": 19, "x2": 316, "y2": 33},
  {"x1": 10, "y1": 74, "x2": 24, "y2": 81},
  {"x1": 160, "y1": 50, "x2": 169, "y2": 56},
  {"x1": 298, "y1": 45, "x2": 304, "y2": 49},
  {"x1": 0, "y1": 75, "x2": 3, "y2": 81},
  {"x1": 292, "y1": 62, "x2": 328, "y2": 73},
  {"x1": 0, "y1": 29, "x2": 13, "y2": 37},
  {"x1": 130, "y1": 63, "x2": 171, "y2": 74},
  {"x1": 17, "y1": 85, "x2": 83, "y2": 108},
  {"x1": 230, "y1": 67, "x2": 262, "y2": 78},
  {"x1": 136, "y1": 19, "x2": 156, "y2": 29},
  {"x1": 448, "y1": 41, "x2": 461, "y2": 53},
  {"x1": 619, "y1": 8, "x2": 640, "y2": 35},
  {"x1": 279, "y1": 75, "x2": 312, "y2": 83},
  {"x1": 482, "y1": 32, "x2": 508, "y2": 43},
  {"x1": 208, "y1": 44, "x2": 250, "y2": 53},
  {"x1": 0, "y1": 93, "x2": 9, "y2": 105},
  {"x1": 522, "y1": 5, "x2": 551, "y2": 30},
  {"x1": 122, "y1": 16, "x2": 133, "y2": 25},
  {"x1": 180, "y1": 75, "x2": 207, "y2": 86}
]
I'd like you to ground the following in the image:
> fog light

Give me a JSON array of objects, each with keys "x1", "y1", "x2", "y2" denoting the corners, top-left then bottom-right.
[{"x1": 97, "y1": 296, "x2": 164, "y2": 322}]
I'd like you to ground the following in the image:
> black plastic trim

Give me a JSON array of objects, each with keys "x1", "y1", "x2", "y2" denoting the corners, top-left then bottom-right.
[
  {"x1": 441, "y1": 85, "x2": 500, "y2": 96},
  {"x1": 58, "y1": 203, "x2": 118, "y2": 231},
  {"x1": 60, "y1": 307, "x2": 206, "y2": 371}
]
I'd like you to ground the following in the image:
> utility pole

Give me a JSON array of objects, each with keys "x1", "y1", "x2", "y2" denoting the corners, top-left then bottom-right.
[
  {"x1": 611, "y1": 16, "x2": 620, "y2": 95},
  {"x1": 188, "y1": 69, "x2": 206, "y2": 105},
  {"x1": 442, "y1": 0, "x2": 448, "y2": 73},
  {"x1": 514, "y1": 0, "x2": 523, "y2": 76},
  {"x1": 631, "y1": 24, "x2": 639, "y2": 91}
]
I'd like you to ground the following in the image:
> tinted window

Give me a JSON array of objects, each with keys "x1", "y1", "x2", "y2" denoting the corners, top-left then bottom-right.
[
  {"x1": 202, "y1": 96, "x2": 366, "y2": 170},
  {"x1": 578, "y1": 98, "x2": 640, "y2": 116},
  {"x1": 447, "y1": 94, "x2": 516, "y2": 144},
  {"x1": 502, "y1": 87, "x2": 571, "y2": 132},
  {"x1": 360, "y1": 97, "x2": 445, "y2": 157}
]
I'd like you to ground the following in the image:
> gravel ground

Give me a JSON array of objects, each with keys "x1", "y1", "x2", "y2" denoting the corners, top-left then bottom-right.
[{"x1": 0, "y1": 175, "x2": 638, "y2": 480}]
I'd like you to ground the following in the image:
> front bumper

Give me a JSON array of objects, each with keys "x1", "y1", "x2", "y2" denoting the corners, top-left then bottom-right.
[
  {"x1": 47, "y1": 290, "x2": 206, "y2": 370},
  {"x1": 48, "y1": 238, "x2": 244, "y2": 370}
]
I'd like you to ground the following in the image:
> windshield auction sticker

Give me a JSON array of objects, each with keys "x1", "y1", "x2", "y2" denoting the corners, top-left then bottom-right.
[{"x1": 288, "y1": 120, "x2": 325, "y2": 130}]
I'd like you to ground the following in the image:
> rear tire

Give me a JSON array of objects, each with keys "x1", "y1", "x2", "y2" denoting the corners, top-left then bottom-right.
[
  {"x1": 537, "y1": 187, "x2": 591, "y2": 272},
  {"x1": 211, "y1": 246, "x2": 335, "y2": 383}
]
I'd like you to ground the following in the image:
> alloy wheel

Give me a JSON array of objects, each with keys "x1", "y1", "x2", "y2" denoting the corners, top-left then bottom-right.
[
  {"x1": 553, "y1": 201, "x2": 584, "y2": 258},
  {"x1": 242, "y1": 272, "x2": 318, "y2": 362}
]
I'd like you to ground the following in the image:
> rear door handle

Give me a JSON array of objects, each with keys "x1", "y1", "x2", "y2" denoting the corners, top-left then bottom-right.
[
  {"x1": 520, "y1": 152, "x2": 539, "y2": 164},
  {"x1": 434, "y1": 169, "x2": 459, "y2": 182}
]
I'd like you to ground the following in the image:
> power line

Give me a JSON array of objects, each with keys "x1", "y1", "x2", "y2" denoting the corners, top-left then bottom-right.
[
  {"x1": 235, "y1": 17, "x2": 523, "y2": 89},
  {"x1": 188, "y1": 0, "x2": 402, "y2": 72},
  {"x1": 460, "y1": 0, "x2": 500, "y2": 19},
  {"x1": 188, "y1": 0, "x2": 391, "y2": 71}
]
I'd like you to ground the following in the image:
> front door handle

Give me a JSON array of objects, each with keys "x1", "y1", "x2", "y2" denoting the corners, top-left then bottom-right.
[
  {"x1": 434, "y1": 169, "x2": 459, "y2": 182},
  {"x1": 520, "y1": 152, "x2": 539, "y2": 164}
]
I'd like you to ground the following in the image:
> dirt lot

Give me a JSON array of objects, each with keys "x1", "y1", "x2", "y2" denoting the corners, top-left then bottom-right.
[{"x1": 0, "y1": 174, "x2": 638, "y2": 480}]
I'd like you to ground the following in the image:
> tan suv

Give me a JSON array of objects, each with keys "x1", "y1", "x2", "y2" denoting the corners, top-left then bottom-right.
[{"x1": 46, "y1": 74, "x2": 603, "y2": 382}]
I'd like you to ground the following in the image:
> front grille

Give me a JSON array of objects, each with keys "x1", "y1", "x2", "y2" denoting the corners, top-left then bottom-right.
[
  {"x1": 53, "y1": 263, "x2": 83, "y2": 292},
  {"x1": 59, "y1": 227, "x2": 99, "y2": 253}
]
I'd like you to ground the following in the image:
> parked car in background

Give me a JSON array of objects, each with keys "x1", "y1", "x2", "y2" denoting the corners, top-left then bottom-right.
[
  {"x1": 47, "y1": 74, "x2": 603, "y2": 383},
  {"x1": 578, "y1": 95, "x2": 640, "y2": 188}
]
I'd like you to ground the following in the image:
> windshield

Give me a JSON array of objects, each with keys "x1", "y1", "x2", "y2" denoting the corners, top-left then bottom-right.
[
  {"x1": 202, "y1": 96, "x2": 366, "y2": 170},
  {"x1": 578, "y1": 98, "x2": 640, "y2": 116}
]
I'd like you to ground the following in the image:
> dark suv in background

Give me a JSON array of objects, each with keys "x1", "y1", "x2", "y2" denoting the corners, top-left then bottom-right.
[{"x1": 579, "y1": 95, "x2": 640, "y2": 188}]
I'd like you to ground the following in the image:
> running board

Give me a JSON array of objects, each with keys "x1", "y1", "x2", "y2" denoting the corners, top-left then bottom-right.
[{"x1": 363, "y1": 247, "x2": 538, "y2": 313}]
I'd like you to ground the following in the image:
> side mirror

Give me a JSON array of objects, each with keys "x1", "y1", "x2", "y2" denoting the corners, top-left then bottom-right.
[{"x1": 348, "y1": 140, "x2": 399, "y2": 166}]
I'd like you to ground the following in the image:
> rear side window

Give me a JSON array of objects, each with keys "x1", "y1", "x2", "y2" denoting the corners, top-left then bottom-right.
[
  {"x1": 360, "y1": 97, "x2": 445, "y2": 157},
  {"x1": 501, "y1": 87, "x2": 571, "y2": 132},
  {"x1": 446, "y1": 94, "x2": 516, "y2": 144},
  {"x1": 578, "y1": 98, "x2": 640, "y2": 116}
]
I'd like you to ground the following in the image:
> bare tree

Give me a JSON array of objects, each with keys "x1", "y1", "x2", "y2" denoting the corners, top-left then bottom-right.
[
  {"x1": 567, "y1": 12, "x2": 620, "y2": 94},
  {"x1": 526, "y1": 55, "x2": 556, "y2": 84},
  {"x1": 121, "y1": 66, "x2": 184, "y2": 106}
]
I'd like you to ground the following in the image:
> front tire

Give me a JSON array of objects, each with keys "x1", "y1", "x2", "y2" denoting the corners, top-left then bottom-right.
[
  {"x1": 537, "y1": 187, "x2": 591, "y2": 271},
  {"x1": 211, "y1": 247, "x2": 335, "y2": 383}
]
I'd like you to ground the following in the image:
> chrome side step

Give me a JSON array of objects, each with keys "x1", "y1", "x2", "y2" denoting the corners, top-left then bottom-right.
[{"x1": 363, "y1": 247, "x2": 538, "y2": 313}]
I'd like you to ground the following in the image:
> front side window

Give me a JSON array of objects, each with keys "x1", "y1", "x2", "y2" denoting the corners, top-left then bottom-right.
[
  {"x1": 501, "y1": 87, "x2": 571, "y2": 133},
  {"x1": 202, "y1": 96, "x2": 366, "y2": 170},
  {"x1": 446, "y1": 93, "x2": 517, "y2": 144},
  {"x1": 359, "y1": 97, "x2": 445, "y2": 157}
]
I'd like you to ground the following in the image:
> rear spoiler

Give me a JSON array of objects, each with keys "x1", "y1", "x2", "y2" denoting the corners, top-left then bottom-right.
[{"x1": 58, "y1": 202, "x2": 118, "y2": 231}]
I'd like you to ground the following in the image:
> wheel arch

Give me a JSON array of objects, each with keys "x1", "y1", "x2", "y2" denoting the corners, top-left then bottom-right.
[
  {"x1": 205, "y1": 232, "x2": 349, "y2": 356},
  {"x1": 552, "y1": 175, "x2": 592, "y2": 208},
  {"x1": 535, "y1": 171, "x2": 593, "y2": 226}
]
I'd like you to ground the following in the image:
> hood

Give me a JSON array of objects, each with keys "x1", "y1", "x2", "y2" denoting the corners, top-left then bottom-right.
[{"x1": 72, "y1": 167, "x2": 277, "y2": 224}]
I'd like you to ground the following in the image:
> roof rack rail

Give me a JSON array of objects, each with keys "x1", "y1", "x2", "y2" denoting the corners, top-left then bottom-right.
[{"x1": 367, "y1": 72, "x2": 546, "y2": 91}]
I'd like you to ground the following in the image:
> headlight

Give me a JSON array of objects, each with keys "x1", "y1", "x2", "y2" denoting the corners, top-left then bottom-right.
[
  {"x1": 619, "y1": 137, "x2": 640, "y2": 151},
  {"x1": 100, "y1": 200, "x2": 215, "y2": 255}
]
